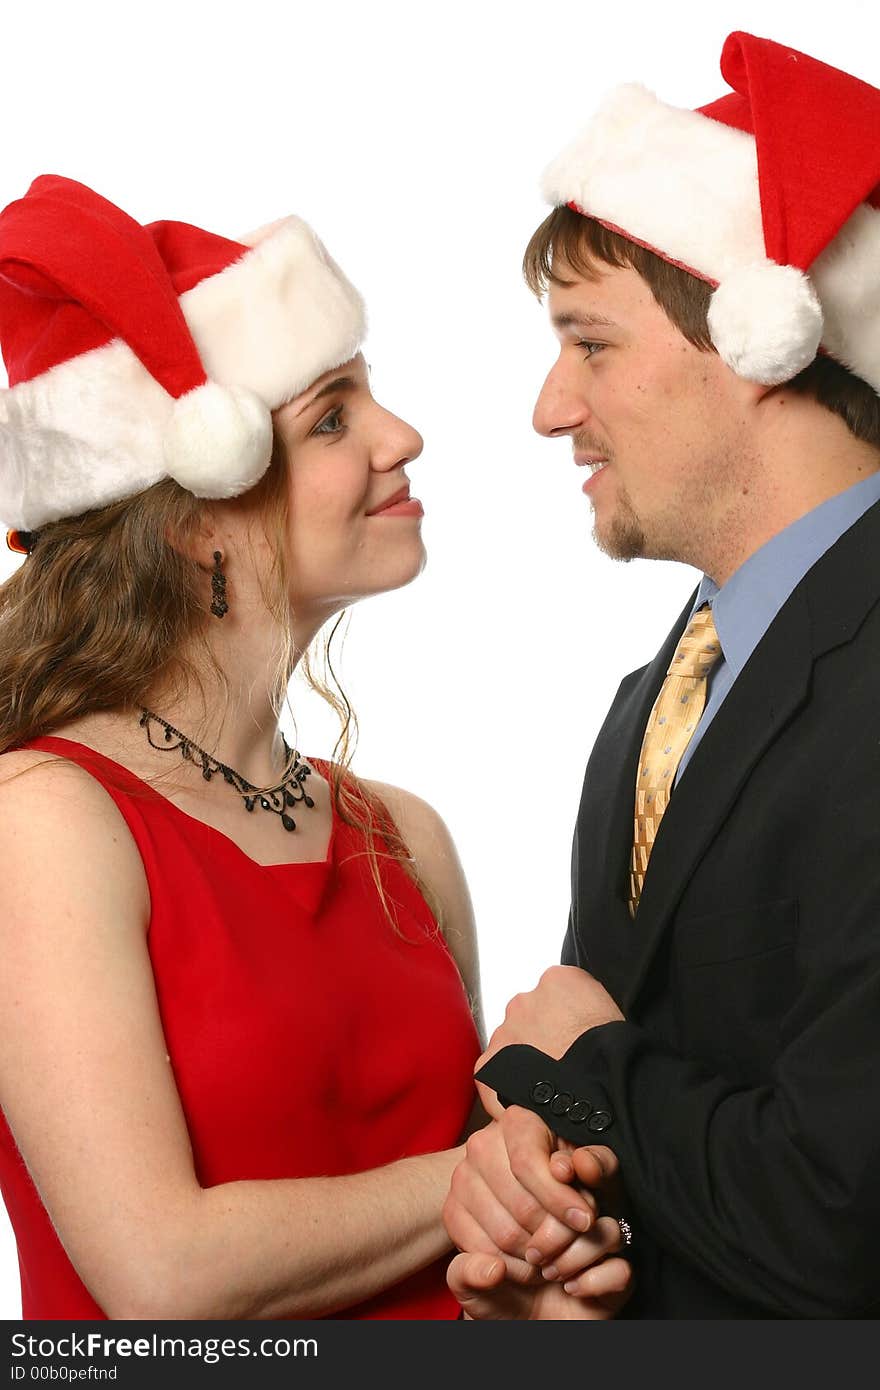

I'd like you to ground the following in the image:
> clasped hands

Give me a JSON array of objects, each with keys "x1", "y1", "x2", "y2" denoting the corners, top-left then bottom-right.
[{"x1": 445, "y1": 966, "x2": 631, "y2": 1320}]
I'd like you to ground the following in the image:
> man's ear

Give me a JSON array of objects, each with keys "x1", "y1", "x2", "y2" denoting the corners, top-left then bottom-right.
[
  {"x1": 724, "y1": 371, "x2": 793, "y2": 430},
  {"x1": 747, "y1": 377, "x2": 816, "y2": 422},
  {"x1": 731, "y1": 374, "x2": 780, "y2": 408}
]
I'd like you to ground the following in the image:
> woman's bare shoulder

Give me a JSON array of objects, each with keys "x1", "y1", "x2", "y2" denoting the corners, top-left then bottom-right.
[
  {"x1": 0, "y1": 746, "x2": 150, "y2": 921},
  {"x1": 0, "y1": 743, "x2": 118, "y2": 817},
  {"x1": 0, "y1": 744, "x2": 77, "y2": 775},
  {"x1": 357, "y1": 776, "x2": 449, "y2": 850}
]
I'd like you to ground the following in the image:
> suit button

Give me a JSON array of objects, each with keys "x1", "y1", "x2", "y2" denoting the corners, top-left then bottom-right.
[
  {"x1": 531, "y1": 1081, "x2": 555, "y2": 1105},
  {"x1": 588, "y1": 1110, "x2": 613, "y2": 1132},
  {"x1": 550, "y1": 1091, "x2": 574, "y2": 1116},
  {"x1": 568, "y1": 1101, "x2": 592, "y2": 1124}
]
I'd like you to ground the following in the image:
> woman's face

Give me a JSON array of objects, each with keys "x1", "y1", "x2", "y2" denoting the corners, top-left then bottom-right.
[{"x1": 271, "y1": 354, "x2": 426, "y2": 622}]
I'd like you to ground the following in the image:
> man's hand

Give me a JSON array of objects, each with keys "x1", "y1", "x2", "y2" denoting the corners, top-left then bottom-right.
[
  {"x1": 482, "y1": 964, "x2": 624, "y2": 1062},
  {"x1": 447, "y1": 1250, "x2": 631, "y2": 1320},
  {"x1": 475, "y1": 966, "x2": 624, "y2": 1120}
]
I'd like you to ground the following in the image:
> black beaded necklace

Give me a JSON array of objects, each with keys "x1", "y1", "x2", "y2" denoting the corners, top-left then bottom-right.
[{"x1": 139, "y1": 708, "x2": 314, "y2": 833}]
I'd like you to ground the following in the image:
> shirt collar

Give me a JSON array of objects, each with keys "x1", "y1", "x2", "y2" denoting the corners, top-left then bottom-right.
[{"x1": 690, "y1": 472, "x2": 880, "y2": 680}]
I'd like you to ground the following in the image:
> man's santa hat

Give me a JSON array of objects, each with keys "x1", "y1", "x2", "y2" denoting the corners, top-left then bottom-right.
[
  {"x1": 541, "y1": 31, "x2": 880, "y2": 395},
  {"x1": 0, "y1": 175, "x2": 365, "y2": 537}
]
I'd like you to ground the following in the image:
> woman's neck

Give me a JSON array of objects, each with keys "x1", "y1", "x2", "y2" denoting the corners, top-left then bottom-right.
[
  {"x1": 140, "y1": 600, "x2": 329, "y2": 785},
  {"x1": 50, "y1": 599, "x2": 334, "y2": 787},
  {"x1": 141, "y1": 664, "x2": 291, "y2": 790}
]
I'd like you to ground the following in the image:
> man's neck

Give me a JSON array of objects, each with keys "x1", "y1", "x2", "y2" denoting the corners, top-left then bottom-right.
[{"x1": 698, "y1": 398, "x2": 880, "y2": 586}]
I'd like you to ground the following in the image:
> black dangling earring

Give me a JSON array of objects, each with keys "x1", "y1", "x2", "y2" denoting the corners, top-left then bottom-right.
[{"x1": 210, "y1": 550, "x2": 229, "y2": 618}]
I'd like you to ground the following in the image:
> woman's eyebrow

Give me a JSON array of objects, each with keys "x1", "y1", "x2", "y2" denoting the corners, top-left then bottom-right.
[{"x1": 295, "y1": 375, "x2": 360, "y2": 414}]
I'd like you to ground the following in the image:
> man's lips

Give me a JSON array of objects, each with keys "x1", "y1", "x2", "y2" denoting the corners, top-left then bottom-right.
[
  {"x1": 574, "y1": 453, "x2": 610, "y2": 474},
  {"x1": 575, "y1": 453, "x2": 611, "y2": 498}
]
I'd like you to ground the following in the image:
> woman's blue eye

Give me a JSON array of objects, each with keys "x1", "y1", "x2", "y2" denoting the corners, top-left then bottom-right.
[
  {"x1": 577, "y1": 340, "x2": 605, "y2": 360},
  {"x1": 314, "y1": 406, "x2": 345, "y2": 435}
]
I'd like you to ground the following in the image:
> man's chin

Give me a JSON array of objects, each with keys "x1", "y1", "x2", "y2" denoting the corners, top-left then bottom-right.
[{"x1": 592, "y1": 515, "x2": 647, "y2": 563}]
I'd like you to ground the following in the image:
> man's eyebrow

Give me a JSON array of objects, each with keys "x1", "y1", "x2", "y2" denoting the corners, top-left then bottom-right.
[
  {"x1": 551, "y1": 311, "x2": 618, "y2": 332},
  {"x1": 294, "y1": 374, "x2": 360, "y2": 414}
]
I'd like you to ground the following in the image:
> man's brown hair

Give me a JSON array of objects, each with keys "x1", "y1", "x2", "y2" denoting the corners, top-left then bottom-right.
[{"x1": 524, "y1": 206, "x2": 880, "y2": 450}]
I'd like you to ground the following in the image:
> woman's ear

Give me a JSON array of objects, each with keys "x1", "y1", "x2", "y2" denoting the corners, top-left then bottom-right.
[{"x1": 163, "y1": 508, "x2": 221, "y2": 568}]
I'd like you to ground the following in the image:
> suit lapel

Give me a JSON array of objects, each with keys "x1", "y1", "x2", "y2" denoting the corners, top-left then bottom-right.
[{"x1": 571, "y1": 593, "x2": 694, "y2": 997}]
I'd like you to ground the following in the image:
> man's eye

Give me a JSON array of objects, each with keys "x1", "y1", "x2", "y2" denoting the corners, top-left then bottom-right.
[
  {"x1": 577, "y1": 340, "x2": 605, "y2": 360},
  {"x1": 314, "y1": 406, "x2": 345, "y2": 435}
]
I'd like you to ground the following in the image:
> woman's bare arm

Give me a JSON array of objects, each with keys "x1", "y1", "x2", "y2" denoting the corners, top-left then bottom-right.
[
  {"x1": 361, "y1": 778, "x2": 487, "y2": 1048},
  {"x1": 361, "y1": 778, "x2": 490, "y2": 1143}
]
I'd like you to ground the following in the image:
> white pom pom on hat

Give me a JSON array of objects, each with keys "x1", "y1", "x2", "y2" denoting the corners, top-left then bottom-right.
[
  {"x1": 707, "y1": 262, "x2": 825, "y2": 386},
  {"x1": 539, "y1": 31, "x2": 880, "y2": 396},
  {"x1": 164, "y1": 382, "x2": 273, "y2": 497},
  {"x1": 0, "y1": 177, "x2": 366, "y2": 532}
]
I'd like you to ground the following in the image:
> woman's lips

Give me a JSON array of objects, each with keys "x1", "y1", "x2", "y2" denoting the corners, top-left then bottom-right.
[
  {"x1": 366, "y1": 485, "x2": 424, "y2": 517},
  {"x1": 370, "y1": 498, "x2": 424, "y2": 517}
]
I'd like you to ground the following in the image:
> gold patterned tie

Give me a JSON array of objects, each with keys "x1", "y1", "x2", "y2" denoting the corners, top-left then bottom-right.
[{"x1": 628, "y1": 605, "x2": 723, "y2": 916}]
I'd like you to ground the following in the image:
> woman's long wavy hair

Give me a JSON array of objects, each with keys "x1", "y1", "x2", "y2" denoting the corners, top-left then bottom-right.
[{"x1": 0, "y1": 436, "x2": 439, "y2": 935}]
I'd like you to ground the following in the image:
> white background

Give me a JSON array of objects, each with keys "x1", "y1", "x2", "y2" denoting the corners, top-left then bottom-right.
[{"x1": 0, "y1": 0, "x2": 875, "y2": 1318}]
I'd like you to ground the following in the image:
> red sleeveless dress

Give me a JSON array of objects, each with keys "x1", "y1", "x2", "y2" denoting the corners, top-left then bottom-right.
[{"x1": 0, "y1": 736, "x2": 480, "y2": 1319}]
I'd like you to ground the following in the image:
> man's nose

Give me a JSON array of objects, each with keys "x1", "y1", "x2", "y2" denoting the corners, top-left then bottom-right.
[{"x1": 532, "y1": 358, "x2": 589, "y2": 438}]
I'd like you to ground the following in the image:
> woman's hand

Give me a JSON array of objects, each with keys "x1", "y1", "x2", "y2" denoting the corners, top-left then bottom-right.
[
  {"x1": 533, "y1": 1145, "x2": 632, "y2": 1295},
  {"x1": 444, "y1": 1118, "x2": 631, "y2": 1294},
  {"x1": 447, "y1": 1247, "x2": 631, "y2": 1320}
]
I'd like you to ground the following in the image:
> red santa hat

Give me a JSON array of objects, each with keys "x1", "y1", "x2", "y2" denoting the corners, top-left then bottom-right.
[
  {"x1": 540, "y1": 31, "x2": 880, "y2": 394},
  {"x1": 0, "y1": 175, "x2": 366, "y2": 533}
]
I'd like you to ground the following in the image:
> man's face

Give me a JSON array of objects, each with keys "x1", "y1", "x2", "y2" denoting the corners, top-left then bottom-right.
[{"x1": 532, "y1": 257, "x2": 755, "y2": 574}]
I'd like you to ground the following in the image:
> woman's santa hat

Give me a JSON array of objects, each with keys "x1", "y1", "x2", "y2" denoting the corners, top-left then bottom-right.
[
  {"x1": 0, "y1": 175, "x2": 365, "y2": 535},
  {"x1": 541, "y1": 31, "x2": 880, "y2": 394}
]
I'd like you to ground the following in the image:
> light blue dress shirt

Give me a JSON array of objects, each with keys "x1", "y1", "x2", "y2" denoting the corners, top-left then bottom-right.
[{"x1": 675, "y1": 471, "x2": 880, "y2": 782}]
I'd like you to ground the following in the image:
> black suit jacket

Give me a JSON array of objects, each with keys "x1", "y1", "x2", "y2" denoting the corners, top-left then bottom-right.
[{"x1": 479, "y1": 498, "x2": 880, "y2": 1318}]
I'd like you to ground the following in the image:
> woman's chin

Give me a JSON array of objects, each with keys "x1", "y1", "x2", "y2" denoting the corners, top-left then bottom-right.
[
  {"x1": 367, "y1": 551, "x2": 428, "y2": 599},
  {"x1": 295, "y1": 553, "x2": 427, "y2": 616},
  {"x1": 372, "y1": 543, "x2": 428, "y2": 596}
]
